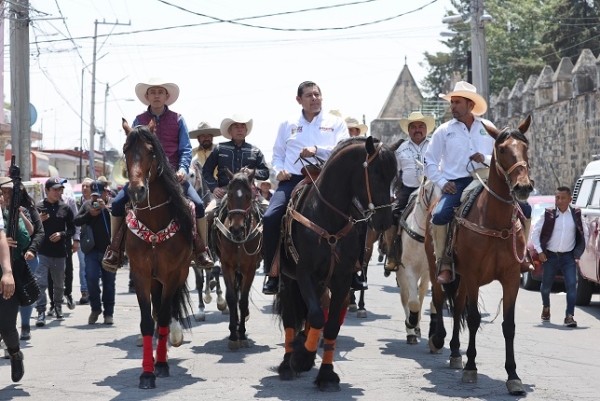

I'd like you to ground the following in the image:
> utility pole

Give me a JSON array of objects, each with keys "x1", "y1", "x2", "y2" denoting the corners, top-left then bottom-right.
[
  {"x1": 89, "y1": 19, "x2": 130, "y2": 178},
  {"x1": 470, "y1": 0, "x2": 489, "y2": 108},
  {"x1": 9, "y1": 0, "x2": 31, "y2": 180}
]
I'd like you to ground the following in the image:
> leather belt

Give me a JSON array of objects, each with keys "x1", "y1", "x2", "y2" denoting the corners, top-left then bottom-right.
[{"x1": 545, "y1": 250, "x2": 572, "y2": 257}]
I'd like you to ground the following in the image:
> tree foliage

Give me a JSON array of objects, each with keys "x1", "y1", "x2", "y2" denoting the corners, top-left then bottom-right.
[{"x1": 420, "y1": 0, "x2": 592, "y2": 97}]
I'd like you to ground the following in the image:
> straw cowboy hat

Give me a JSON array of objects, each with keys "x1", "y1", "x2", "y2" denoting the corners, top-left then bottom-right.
[
  {"x1": 189, "y1": 122, "x2": 221, "y2": 139},
  {"x1": 439, "y1": 81, "x2": 487, "y2": 116},
  {"x1": 135, "y1": 77, "x2": 180, "y2": 106},
  {"x1": 97, "y1": 175, "x2": 112, "y2": 186},
  {"x1": 220, "y1": 114, "x2": 253, "y2": 140},
  {"x1": 345, "y1": 116, "x2": 368, "y2": 136},
  {"x1": 0, "y1": 176, "x2": 13, "y2": 188},
  {"x1": 256, "y1": 180, "x2": 272, "y2": 188},
  {"x1": 399, "y1": 112, "x2": 436, "y2": 135}
]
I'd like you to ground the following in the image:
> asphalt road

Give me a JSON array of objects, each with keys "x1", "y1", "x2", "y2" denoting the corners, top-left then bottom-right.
[{"x1": 1, "y1": 256, "x2": 600, "y2": 401}]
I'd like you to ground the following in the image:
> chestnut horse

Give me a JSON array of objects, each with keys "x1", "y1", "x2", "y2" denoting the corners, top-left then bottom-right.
[
  {"x1": 426, "y1": 116, "x2": 533, "y2": 395},
  {"x1": 274, "y1": 136, "x2": 397, "y2": 391},
  {"x1": 123, "y1": 120, "x2": 193, "y2": 389},
  {"x1": 214, "y1": 169, "x2": 262, "y2": 350}
]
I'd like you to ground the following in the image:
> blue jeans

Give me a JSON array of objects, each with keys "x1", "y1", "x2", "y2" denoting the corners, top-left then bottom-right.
[
  {"x1": 77, "y1": 248, "x2": 88, "y2": 293},
  {"x1": 431, "y1": 177, "x2": 473, "y2": 225},
  {"x1": 541, "y1": 251, "x2": 577, "y2": 316},
  {"x1": 262, "y1": 175, "x2": 305, "y2": 274},
  {"x1": 19, "y1": 256, "x2": 39, "y2": 327},
  {"x1": 85, "y1": 249, "x2": 116, "y2": 317},
  {"x1": 112, "y1": 181, "x2": 205, "y2": 218}
]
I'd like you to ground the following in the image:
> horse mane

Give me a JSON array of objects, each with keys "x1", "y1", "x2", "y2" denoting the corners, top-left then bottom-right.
[
  {"x1": 124, "y1": 125, "x2": 194, "y2": 236},
  {"x1": 496, "y1": 128, "x2": 529, "y2": 146},
  {"x1": 327, "y1": 136, "x2": 397, "y2": 184}
]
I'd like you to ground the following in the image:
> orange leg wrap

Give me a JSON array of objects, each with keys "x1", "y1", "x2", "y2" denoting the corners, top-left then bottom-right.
[
  {"x1": 142, "y1": 335, "x2": 154, "y2": 373},
  {"x1": 322, "y1": 339, "x2": 336, "y2": 365},
  {"x1": 305, "y1": 327, "x2": 320, "y2": 352},
  {"x1": 156, "y1": 326, "x2": 169, "y2": 363},
  {"x1": 284, "y1": 328, "x2": 295, "y2": 354}
]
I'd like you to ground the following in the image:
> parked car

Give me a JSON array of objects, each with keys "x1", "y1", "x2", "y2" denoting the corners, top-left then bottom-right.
[
  {"x1": 571, "y1": 160, "x2": 600, "y2": 305},
  {"x1": 522, "y1": 195, "x2": 557, "y2": 291}
]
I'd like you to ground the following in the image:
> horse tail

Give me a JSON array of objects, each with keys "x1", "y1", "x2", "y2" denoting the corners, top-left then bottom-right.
[
  {"x1": 442, "y1": 277, "x2": 467, "y2": 330},
  {"x1": 172, "y1": 282, "x2": 194, "y2": 330},
  {"x1": 273, "y1": 275, "x2": 308, "y2": 333}
]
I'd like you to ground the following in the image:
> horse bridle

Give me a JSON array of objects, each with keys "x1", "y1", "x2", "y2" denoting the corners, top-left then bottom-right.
[{"x1": 125, "y1": 152, "x2": 171, "y2": 212}]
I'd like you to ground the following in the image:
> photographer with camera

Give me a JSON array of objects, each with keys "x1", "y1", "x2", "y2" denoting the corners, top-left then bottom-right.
[{"x1": 73, "y1": 180, "x2": 114, "y2": 325}]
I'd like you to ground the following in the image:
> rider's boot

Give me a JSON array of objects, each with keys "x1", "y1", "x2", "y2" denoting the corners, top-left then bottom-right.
[
  {"x1": 102, "y1": 216, "x2": 124, "y2": 273},
  {"x1": 432, "y1": 224, "x2": 453, "y2": 284},
  {"x1": 194, "y1": 217, "x2": 214, "y2": 268},
  {"x1": 520, "y1": 218, "x2": 534, "y2": 273}
]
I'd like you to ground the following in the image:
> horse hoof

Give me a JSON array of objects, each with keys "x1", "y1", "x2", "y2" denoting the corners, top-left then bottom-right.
[
  {"x1": 319, "y1": 382, "x2": 341, "y2": 392},
  {"x1": 203, "y1": 294, "x2": 213, "y2": 304},
  {"x1": 154, "y1": 362, "x2": 170, "y2": 377},
  {"x1": 348, "y1": 304, "x2": 358, "y2": 312},
  {"x1": 356, "y1": 309, "x2": 368, "y2": 318},
  {"x1": 139, "y1": 372, "x2": 156, "y2": 389},
  {"x1": 506, "y1": 379, "x2": 526, "y2": 395},
  {"x1": 169, "y1": 321, "x2": 183, "y2": 347},
  {"x1": 462, "y1": 369, "x2": 477, "y2": 383},
  {"x1": 217, "y1": 300, "x2": 227, "y2": 312},
  {"x1": 383, "y1": 270, "x2": 391, "y2": 277},
  {"x1": 415, "y1": 327, "x2": 421, "y2": 338},
  {"x1": 449, "y1": 356, "x2": 463, "y2": 369},
  {"x1": 228, "y1": 340, "x2": 241, "y2": 350},
  {"x1": 194, "y1": 312, "x2": 206, "y2": 322},
  {"x1": 428, "y1": 336, "x2": 443, "y2": 354},
  {"x1": 278, "y1": 355, "x2": 296, "y2": 381},
  {"x1": 406, "y1": 335, "x2": 418, "y2": 345},
  {"x1": 378, "y1": 254, "x2": 384, "y2": 262},
  {"x1": 136, "y1": 334, "x2": 144, "y2": 347}
]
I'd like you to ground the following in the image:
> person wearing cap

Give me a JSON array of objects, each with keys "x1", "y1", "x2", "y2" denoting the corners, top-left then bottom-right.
[
  {"x1": 105, "y1": 77, "x2": 213, "y2": 270},
  {"x1": 345, "y1": 116, "x2": 368, "y2": 137},
  {"x1": 74, "y1": 180, "x2": 115, "y2": 325},
  {"x1": 385, "y1": 112, "x2": 435, "y2": 272},
  {"x1": 423, "y1": 81, "x2": 495, "y2": 284},
  {"x1": 262, "y1": 81, "x2": 353, "y2": 295},
  {"x1": 33, "y1": 178, "x2": 76, "y2": 325},
  {"x1": 201, "y1": 114, "x2": 269, "y2": 216}
]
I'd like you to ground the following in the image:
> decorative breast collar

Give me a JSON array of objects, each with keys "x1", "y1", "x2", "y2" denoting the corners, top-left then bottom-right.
[{"x1": 126, "y1": 210, "x2": 180, "y2": 246}]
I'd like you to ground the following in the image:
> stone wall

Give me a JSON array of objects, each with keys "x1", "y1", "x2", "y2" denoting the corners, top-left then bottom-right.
[{"x1": 489, "y1": 48, "x2": 600, "y2": 195}]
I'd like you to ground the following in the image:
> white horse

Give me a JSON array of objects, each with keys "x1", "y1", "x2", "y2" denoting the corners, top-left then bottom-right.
[{"x1": 384, "y1": 178, "x2": 440, "y2": 344}]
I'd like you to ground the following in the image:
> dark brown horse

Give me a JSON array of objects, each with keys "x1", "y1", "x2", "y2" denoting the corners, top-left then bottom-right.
[
  {"x1": 275, "y1": 136, "x2": 397, "y2": 391},
  {"x1": 122, "y1": 119, "x2": 193, "y2": 389},
  {"x1": 214, "y1": 169, "x2": 262, "y2": 350},
  {"x1": 426, "y1": 116, "x2": 533, "y2": 395}
]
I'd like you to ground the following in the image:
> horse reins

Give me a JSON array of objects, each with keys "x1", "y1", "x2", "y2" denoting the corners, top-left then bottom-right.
[{"x1": 128, "y1": 155, "x2": 172, "y2": 212}]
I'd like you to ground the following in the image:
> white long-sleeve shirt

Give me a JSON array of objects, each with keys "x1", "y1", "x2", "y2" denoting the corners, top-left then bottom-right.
[
  {"x1": 531, "y1": 206, "x2": 589, "y2": 253},
  {"x1": 396, "y1": 138, "x2": 430, "y2": 188},
  {"x1": 271, "y1": 110, "x2": 349, "y2": 176},
  {"x1": 423, "y1": 117, "x2": 495, "y2": 189}
]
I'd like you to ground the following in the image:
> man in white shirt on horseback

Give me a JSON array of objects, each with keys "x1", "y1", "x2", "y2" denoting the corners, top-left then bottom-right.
[{"x1": 423, "y1": 81, "x2": 495, "y2": 284}]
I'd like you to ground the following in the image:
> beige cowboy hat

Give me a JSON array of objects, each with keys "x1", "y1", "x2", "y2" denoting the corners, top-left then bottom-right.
[
  {"x1": 345, "y1": 116, "x2": 368, "y2": 136},
  {"x1": 220, "y1": 114, "x2": 253, "y2": 140},
  {"x1": 189, "y1": 122, "x2": 221, "y2": 139},
  {"x1": 439, "y1": 81, "x2": 487, "y2": 116},
  {"x1": 97, "y1": 175, "x2": 112, "y2": 186},
  {"x1": 399, "y1": 112, "x2": 436, "y2": 135},
  {"x1": 135, "y1": 77, "x2": 180, "y2": 106},
  {"x1": 256, "y1": 180, "x2": 272, "y2": 187},
  {"x1": 0, "y1": 176, "x2": 13, "y2": 188}
]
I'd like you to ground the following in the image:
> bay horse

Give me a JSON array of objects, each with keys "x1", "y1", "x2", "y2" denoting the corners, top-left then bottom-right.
[
  {"x1": 214, "y1": 169, "x2": 262, "y2": 350},
  {"x1": 187, "y1": 158, "x2": 227, "y2": 320},
  {"x1": 123, "y1": 119, "x2": 194, "y2": 389},
  {"x1": 274, "y1": 136, "x2": 397, "y2": 391},
  {"x1": 426, "y1": 115, "x2": 533, "y2": 395}
]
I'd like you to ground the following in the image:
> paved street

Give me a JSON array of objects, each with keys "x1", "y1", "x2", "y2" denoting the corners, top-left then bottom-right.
[{"x1": 1, "y1": 256, "x2": 600, "y2": 401}]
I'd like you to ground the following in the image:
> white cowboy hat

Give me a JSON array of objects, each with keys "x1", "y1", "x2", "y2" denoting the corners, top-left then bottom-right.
[
  {"x1": 345, "y1": 116, "x2": 368, "y2": 136},
  {"x1": 439, "y1": 81, "x2": 487, "y2": 116},
  {"x1": 135, "y1": 77, "x2": 180, "y2": 106},
  {"x1": 399, "y1": 112, "x2": 435, "y2": 135},
  {"x1": 189, "y1": 122, "x2": 221, "y2": 139},
  {"x1": 220, "y1": 114, "x2": 253, "y2": 140}
]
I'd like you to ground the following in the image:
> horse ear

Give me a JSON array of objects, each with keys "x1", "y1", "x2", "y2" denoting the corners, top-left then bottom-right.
[
  {"x1": 518, "y1": 115, "x2": 532, "y2": 135},
  {"x1": 366, "y1": 135, "x2": 376, "y2": 156},
  {"x1": 122, "y1": 118, "x2": 132, "y2": 135},
  {"x1": 226, "y1": 168, "x2": 234, "y2": 179},
  {"x1": 483, "y1": 123, "x2": 500, "y2": 140},
  {"x1": 389, "y1": 138, "x2": 405, "y2": 152},
  {"x1": 148, "y1": 118, "x2": 156, "y2": 133}
]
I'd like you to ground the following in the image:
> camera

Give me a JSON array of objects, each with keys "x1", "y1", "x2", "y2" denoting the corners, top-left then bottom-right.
[{"x1": 92, "y1": 202, "x2": 100, "y2": 208}]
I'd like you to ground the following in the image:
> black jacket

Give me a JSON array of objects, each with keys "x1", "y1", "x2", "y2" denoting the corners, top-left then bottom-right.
[
  {"x1": 73, "y1": 200, "x2": 111, "y2": 252},
  {"x1": 35, "y1": 199, "x2": 75, "y2": 258}
]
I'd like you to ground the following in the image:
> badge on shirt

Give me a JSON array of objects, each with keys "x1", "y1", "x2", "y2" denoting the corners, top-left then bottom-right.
[{"x1": 480, "y1": 129, "x2": 487, "y2": 136}]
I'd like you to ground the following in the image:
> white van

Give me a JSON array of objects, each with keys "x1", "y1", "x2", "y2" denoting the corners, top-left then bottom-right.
[{"x1": 571, "y1": 160, "x2": 600, "y2": 305}]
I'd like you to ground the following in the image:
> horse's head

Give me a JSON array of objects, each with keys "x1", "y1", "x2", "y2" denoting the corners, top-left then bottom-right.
[
  {"x1": 225, "y1": 168, "x2": 255, "y2": 240},
  {"x1": 122, "y1": 118, "x2": 164, "y2": 204},
  {"x1": 354, "y1": 136, "x2": 398, "y2": 232},
  {"x1": 483, "y1": 115, "x2": 534, "y2": 202}
]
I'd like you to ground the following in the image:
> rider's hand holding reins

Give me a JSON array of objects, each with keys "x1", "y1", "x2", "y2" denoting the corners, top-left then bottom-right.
[
  {"x1": 299, "y1": 146, "x2": 317, "y2": 158},
  {"x1": 469, "y1": 152, "x2": 485, "y2": 164}
]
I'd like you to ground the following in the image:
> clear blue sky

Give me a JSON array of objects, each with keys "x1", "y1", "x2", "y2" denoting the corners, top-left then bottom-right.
[{"x1": 5, "y1": 0, "x2": 455, "y2": 164}]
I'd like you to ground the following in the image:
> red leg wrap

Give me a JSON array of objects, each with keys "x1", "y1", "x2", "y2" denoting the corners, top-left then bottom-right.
[
  {"x1": 156, "y1": 326, "x2": 169, "y2": 363},
  {"x1": 142, "y1": 335, "x2": 154, "y2": 373}
]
